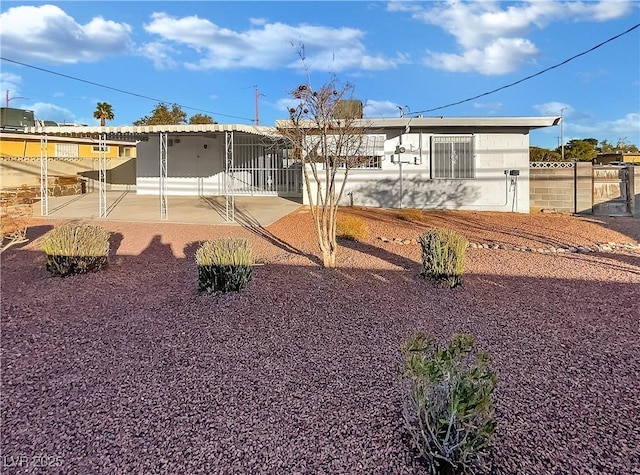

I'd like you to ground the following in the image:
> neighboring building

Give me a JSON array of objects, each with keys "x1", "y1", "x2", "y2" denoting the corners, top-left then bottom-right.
[
  {"x1": 594, "y1": 152, "x2": 640, "y2": 165},
  {"x1": 0, "y1": 131, "x2": 137, "y2": 189},
  {"x1": 1, "y1": 107, "x2": 36, "y2": 130}
]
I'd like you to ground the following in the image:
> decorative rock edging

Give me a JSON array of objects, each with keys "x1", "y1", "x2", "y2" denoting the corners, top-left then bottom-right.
[{"x1": 377, "y1": 236, "x2": 640, "y2": 254}]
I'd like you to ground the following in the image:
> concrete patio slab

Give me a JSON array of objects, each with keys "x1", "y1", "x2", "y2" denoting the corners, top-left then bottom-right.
[{"x1": 33, "y1": 191, "x2": 303, "y2": 226}]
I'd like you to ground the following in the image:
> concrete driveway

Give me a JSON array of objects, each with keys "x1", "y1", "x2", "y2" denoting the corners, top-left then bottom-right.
[{"x1": 33, "y1": 191, "x2": 303, "y2": 226}]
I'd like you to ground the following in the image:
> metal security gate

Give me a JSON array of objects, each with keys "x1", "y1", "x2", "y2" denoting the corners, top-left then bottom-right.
[
  {"x1": 592, "y1": 166, "x2": 631, "y2": 216},
  {"x1": 230, "y1": 135, "x2": 302, "y2": 197}
]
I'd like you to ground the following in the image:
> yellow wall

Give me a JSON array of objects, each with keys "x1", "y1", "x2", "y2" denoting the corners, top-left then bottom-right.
[
  {"x1": 1, "y1": 133, "x2": 137, "y2": 189},
  {"x1": 0, "y1": 133, "x2": 136, "y2": 159}
]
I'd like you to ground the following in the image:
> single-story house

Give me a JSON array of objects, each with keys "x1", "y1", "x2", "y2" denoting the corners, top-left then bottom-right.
[
  {"x1": 277, "y1": 116, "x2": 560, "y2": 213},
  {"x1": 23, "y1": 115, "x2": 559, "y2": 218}
]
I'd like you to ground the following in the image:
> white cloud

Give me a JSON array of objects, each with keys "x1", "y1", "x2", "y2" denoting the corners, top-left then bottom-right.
[
  {"x1": 142, "y1": 13, "x2": 406, "y2": 72},
  {"x1": 137, "y1": 42, "x2": 178, "y2": 70},
  {"x1": 274, "y1": 97, "x2": 298, "y2": 115},
  {"x1": 1, "y1": 72, "x2": 23, "y2": 98},
  {"x1": 406, "y1": 0, "x2": 634, "y2": 75},
  {"x1": 363, "y1": 100, "x2": 404, "y2": 118},
  {"x1": 569, "y1": 112, "x2": 640, "y2": 142},
  {"x1": 24, "y1": 102, "x2": 77, "y2": 123},
  {"x1": 473, "y1": 101, "x2": 503, "y2": 113},
  {"x1": 533, "y1": 101, "x2": 574, "y2": 116},
  {"x1": 425, "y1": 38, "x2": 538, "y2": 75},
  {"x1": 0, "y1": 5, "x2": 133, "y2": 63}
]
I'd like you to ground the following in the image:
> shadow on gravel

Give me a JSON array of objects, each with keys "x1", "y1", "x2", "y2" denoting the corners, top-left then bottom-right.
[
  {"x1": 592, "y1": 216, "x2": 640, "y2": 242},
  {"x1": 338, "y1": 237, "x2": 419, "y2": 271},
  {"x1": 234, "y1": 205, "x2": 322, "y2": 266},
  {"x1": 108, "y1": 232, "x2": 124, "y2": 259},
  {"x1": 2, "y1": 239, "x2": 639, "y2": 475},
  {"x1": 557, "y1": 251, "x2": 640, "y2": 275}
]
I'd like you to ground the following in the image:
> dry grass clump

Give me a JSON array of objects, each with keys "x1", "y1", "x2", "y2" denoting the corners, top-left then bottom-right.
[
  {"x1": 418, "y1": 229, "x2": 468, "y2": 288},
  {"x1": 41, "y1": 224, "x2": 111, "y2": 276},
  {"x1": 398, "y1": 208, "x2": 425, "y2": 222},
  {"x1": 336, "y1": 214, "x2": 370, "y2": 242},
  {"x1": 195, "y1": 239, "x2": 254, "y2": 294}
]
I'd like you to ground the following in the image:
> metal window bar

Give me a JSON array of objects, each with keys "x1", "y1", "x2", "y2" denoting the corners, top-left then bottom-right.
[
  {"x1": 55, "y1": 143, "x2": 79, "y2": 158},
  {"x1": 40, "y1": 134, "x2": 49, "y2": 216},
  {"x1": 159, "y1": 132, "x2": 168, "y2": 220},
  {"x1": 432, "y1": 136, "x2": 475, "y2": 179},
  {"x1": 225, "y1": 131, "x2": 235, "y2": 222},
  {"x1": 98, "y1": 133, "x2": 108, "y2": 217}
]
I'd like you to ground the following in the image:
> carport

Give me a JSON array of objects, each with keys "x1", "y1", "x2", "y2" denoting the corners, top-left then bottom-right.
[
  {"x1": 31, "y1": 192, "x2": 302, "y2": 226},
  {"x1": 25, "y1": 124, "x2": 301, "y2": 224}
]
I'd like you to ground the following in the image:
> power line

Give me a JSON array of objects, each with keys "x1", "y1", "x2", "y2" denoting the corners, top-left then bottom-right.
[
  {"x1": 410, "y1": 23, "x2": 640, "y2": 116},
  {"x1": 0, "y1": 56, "x2": 255, "y2": 122}
]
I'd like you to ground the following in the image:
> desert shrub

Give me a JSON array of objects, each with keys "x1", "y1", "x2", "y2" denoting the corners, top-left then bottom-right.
[
  {"x1": 336, "y1": 214, "x2": 369, "y2": 242},
  {"x1": 195, "y1": 239, "x2": 254, "y2": 294},
  {"x1": 42, "y1": 224, "x2": 110, "y2": 276},
  {"x1": 398, "y1": 208, "x2": 424, "y2": 222},
  {"x1": 418, "y1": 229, "x2": 468, "y2": 288},
  {"x1": 401, "y1": 332, "x2": 497, "y2": 475}
]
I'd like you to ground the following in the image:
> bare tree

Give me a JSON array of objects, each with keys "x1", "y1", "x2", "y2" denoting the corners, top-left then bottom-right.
[{"x1": 277, "y1": 78, "x2": 369, "y2": 268}]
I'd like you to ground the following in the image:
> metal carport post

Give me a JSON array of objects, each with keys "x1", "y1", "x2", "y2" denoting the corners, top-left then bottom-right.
[
  {"x1": 98, "y1": 133, "x2": 108, "y2": 217},
  {"x1": 225, "y1": 130, "x2": 235, "y2": 222},
  {"x1": 39, "y1": 133, "x2": 48, "y2": 216},
  {"x1": 159, "y1": 132, "x2": 168, "y2": 220}
]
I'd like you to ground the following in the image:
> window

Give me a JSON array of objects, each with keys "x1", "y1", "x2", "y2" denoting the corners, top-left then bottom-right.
[
  {"x1": 92, "y1": 145, "x2": 110, "y2": 153},
  {"x1": 55, "y1": 143, "x2": 79, "y2": 158},
  {"x1": 119, "y1": 146, "x2": 134, "y2": 158},
  {"x1": 308, "y1": 134, "x2": 385, "y2": 170},
  {"x1": 344, "y1": 155, "x2": 382, "y2": 169},
  {"x1": 432, "y1": 136, "x2": 475, "y2": 179}
]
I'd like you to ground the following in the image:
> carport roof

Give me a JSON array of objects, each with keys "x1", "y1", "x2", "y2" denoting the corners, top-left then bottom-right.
[{"x1": 24, "y1": 123, "x2": 279, "y2": 140}]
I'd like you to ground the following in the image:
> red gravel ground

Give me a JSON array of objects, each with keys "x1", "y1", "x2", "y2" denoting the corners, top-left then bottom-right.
[{"x1": 1, "y1": 208, "x2": 639, "y2": 474}]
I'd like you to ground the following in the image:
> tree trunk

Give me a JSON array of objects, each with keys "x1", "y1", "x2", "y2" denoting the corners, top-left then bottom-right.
[{"x1": 322, "y1": 248, "x2": 336, "y2": 268}]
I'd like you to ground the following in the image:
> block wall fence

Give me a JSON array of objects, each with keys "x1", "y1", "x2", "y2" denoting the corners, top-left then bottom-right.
[{"x1": 530, "y1": 162, "x2": 639, "y2": 217}]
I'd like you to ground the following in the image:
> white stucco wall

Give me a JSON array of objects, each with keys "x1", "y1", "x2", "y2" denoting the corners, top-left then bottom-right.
[
  {"x1": 136, "y1": 135, "x2": 226, "y2": 195},
  {"x1": 303, "y1": 132, "x2": 531, "y2": 213}
]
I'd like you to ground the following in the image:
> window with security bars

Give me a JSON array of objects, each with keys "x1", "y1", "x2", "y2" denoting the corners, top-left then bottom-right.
[
  {"x1": 55, "y1": 143, "x2": 79, "y2": 158},
  {"x1": 92, "y1": 145, "x2": 110, "y2": 153},
  {"x1": 432, "y1": 136, "x2": 475, "y2": 179}
]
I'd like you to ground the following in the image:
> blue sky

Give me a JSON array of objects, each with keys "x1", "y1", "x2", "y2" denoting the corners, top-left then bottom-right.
[{"x1": 1, "y1": 1, "x2": 638, "y2": 149}]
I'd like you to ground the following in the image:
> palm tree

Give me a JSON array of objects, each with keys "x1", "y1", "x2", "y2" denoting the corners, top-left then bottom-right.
[{"x1": 93, "y1": 102, "x2": 114, "y2": 126}]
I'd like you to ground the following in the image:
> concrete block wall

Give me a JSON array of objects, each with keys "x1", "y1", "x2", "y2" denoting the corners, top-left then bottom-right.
[
  {"x1": 575, "y1": 162, "x2": 593, "y2": 214},
  {"x1": 633, "y1": 166, "x2": 640, "y2": 218},
  {"x1": 529, "y1": 166, "x2": 575, "y2": 213},
  {"x1": 0, "y1": 156, "x2": 136, "y2": 191}
]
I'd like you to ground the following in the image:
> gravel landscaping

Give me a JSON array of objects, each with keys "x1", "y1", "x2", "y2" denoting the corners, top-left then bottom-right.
[{"x1": 1, "y1": 208, "x2": 639, "y2": 474}]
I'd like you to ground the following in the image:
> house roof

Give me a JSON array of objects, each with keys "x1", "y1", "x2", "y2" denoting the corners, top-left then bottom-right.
[
  {"x1": 358, "y1": 116, "x2": 561, "y2": 130},
  {"x1": 22, "y1": 123, "x2": 278, "y2": 140},
  {"x1": 21, "y1": 116, "x2": 561, "y2": 141},
  {"x1": 276, "y1": 116, "x2": 561, "y2": 131}
]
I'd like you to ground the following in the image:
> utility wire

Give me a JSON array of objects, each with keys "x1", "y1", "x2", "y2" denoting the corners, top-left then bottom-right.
[
  {"x1": 410, "y1": 23, "x2": 640, "y2": 116},
  {"x1": 0, "y1": 56, "x2": 255, "y2": 122}
]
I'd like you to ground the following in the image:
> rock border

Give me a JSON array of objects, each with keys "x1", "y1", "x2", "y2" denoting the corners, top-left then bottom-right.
[{"x1": 377, "y1": 236, "x2": 640, "y2": 254}]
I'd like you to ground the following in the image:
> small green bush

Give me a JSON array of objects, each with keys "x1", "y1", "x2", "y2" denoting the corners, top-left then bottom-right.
[
  {"x1": 41, "y1": 224, "x2": 111, "y2": 276},
  {"x1": 418, "y1": 229, "x2": 468, "y2": 288},
  {"x1": 398, "y1": 208, "x2": 424, "y2": 222},
  {"x1": 195, "y1": 239, "x2": 254, "y2": 294},
  {"x1": 336, "y1": 214, "x2": 369, "y2": 242},
  {"x1": 401, "y1": 332, "x2": 497, "y2": 475}
]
